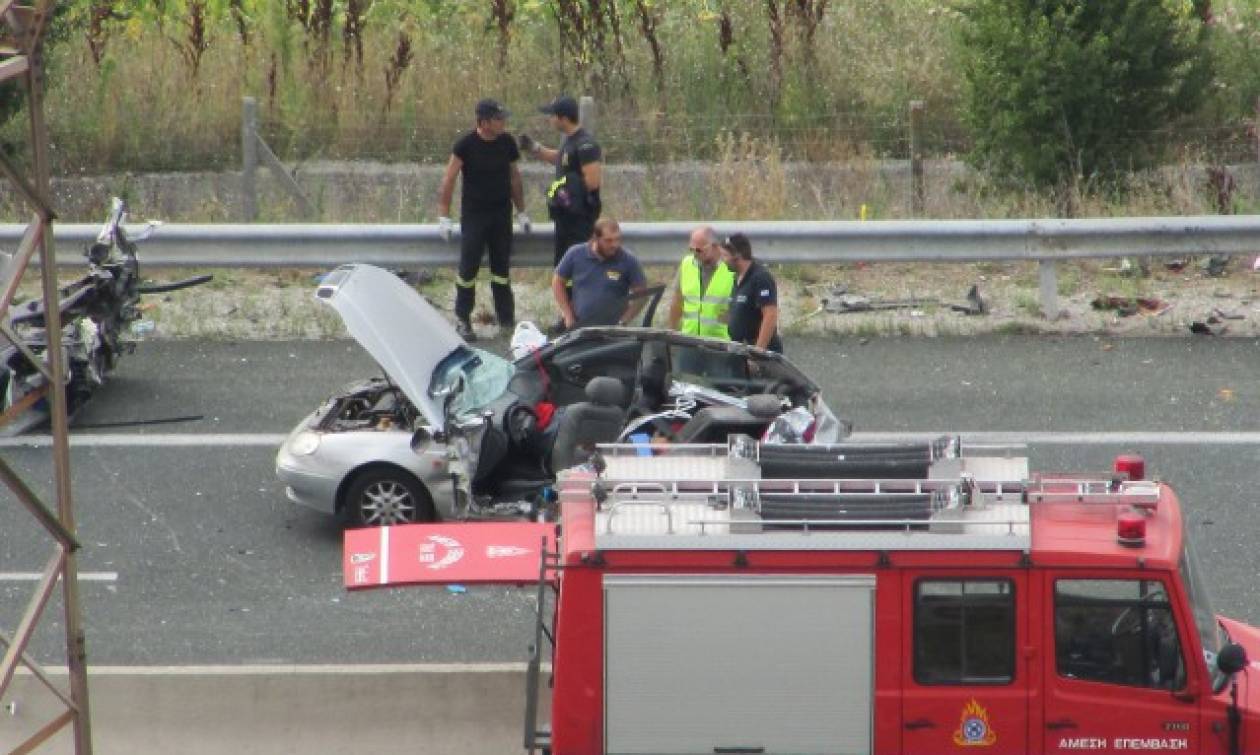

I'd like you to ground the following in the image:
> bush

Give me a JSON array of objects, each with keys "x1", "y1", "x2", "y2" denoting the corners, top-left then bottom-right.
[{"x1": 958, "y1": 0, "x2": 1212, "y2": 188}]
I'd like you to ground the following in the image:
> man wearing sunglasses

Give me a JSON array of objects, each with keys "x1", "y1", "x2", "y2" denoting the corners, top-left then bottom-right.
[{"x1": 667, "y1": 226, "x2": 734, "y2": 340}]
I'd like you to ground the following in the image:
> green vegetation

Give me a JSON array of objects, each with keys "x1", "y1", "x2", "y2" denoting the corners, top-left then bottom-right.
[
  {"x1": 9, "y1": 0, "x2": 1260, "y2": 214},
  {"x1": 960, "y1": 0, "x2": 1211, "y2": 187}
]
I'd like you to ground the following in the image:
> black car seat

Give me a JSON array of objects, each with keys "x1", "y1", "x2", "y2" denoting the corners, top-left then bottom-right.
[
  {"x1": 675, "y1": 393, "x2": 783, "y2": 444},
  {"x1": 635, "y1": 353, "x2": 670, "y2": 414},
  {"x1": 549, "y1": 376, "x2": 626, "y2": 472}
]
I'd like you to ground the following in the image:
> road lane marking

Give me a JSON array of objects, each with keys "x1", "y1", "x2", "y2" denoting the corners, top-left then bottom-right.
[
  {"x1": 0, "y1": 433, "x2": 288, "y2": 448},
  {"x1": 0, "y1": 571, "x2": 117, "y2": 582},
  {"x1": 2, "y1": 431, "x2": 1260, "y2": 449},
  {"x1": 851, "y1": 431, "x2": 1260, "y2": 445},
  {"x1": 18, "y1": 663, "x2": 542, "y2": 675}
]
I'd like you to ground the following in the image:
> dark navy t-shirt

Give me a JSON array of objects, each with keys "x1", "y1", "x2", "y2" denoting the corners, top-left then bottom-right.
[
  {"x1": 728, "y1": 261, "x2": 782, "y2": 352},
  {"x1": 555, "y1": 242, "x2": 647, "y2": 325}
]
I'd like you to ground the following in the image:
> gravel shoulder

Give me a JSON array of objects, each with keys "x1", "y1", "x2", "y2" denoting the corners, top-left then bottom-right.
[{"x1": 101, "y1": 257, "x2": 1260, "y2": 341}]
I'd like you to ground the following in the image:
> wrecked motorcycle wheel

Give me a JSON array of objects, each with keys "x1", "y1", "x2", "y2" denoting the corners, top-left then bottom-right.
[{"x1": 343, "y1": 467, "x2": 435, "y2": 527}]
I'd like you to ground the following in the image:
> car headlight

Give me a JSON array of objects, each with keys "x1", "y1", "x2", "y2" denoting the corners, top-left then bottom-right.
[{"x1": 289, "y1": 430, "x2": 322, "y2": 456}]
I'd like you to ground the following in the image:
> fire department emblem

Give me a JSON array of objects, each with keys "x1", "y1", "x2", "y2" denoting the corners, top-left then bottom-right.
[
  {"x1": 418, "y1": 534, "x2": 465, "y2": 570},
  {"x1": 952, "y1": 698, "x2": 997, "y2": 747}
]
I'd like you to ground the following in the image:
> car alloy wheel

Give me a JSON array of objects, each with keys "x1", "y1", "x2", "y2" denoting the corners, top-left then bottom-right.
[
  {"x1": 361, "y1": 479, "x2": 416, "y2": 525},
  {"x1": 344, "y1": 468, "x2": 433, "y2": 527}
]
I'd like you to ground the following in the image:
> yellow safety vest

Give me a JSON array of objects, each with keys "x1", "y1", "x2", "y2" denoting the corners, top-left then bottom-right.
[{"x1": 679, "y1": 256, "x2": 734, "y2": 339}]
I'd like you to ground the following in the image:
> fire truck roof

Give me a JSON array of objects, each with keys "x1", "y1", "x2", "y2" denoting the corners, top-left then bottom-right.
[{"x1": 555, "y1": 439, "x2": 1183, "y2": 570}]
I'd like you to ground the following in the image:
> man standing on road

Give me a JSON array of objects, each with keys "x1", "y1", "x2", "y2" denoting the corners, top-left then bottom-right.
[
  {"x1": 518, "y1": 96, "x2": 602, "y2": 266},
  {"x1": 668, "y1": 225, "x2": 734, "y2": 340},
  {"x1": 720, "y1": 233, "x2": 783, "y2": 353},
  {"x1": 437, "y1": 98, "x2": 531, "y2": 341},
  {"x1": 552, "y1": 219, "x2": 647, "y2": 330}
]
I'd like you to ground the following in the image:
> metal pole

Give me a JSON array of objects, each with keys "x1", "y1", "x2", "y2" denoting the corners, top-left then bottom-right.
[
  {"x1": 241, "y1": 97, "x2": 259, "y2": 222},
  {"x1": 1039, "y1": 260, "x2": 1060, "y2": 320},
  {"x1": 579, "y1": 95, "x2": 596, "y2": 136},
  {"x1": 909, "y1": 100, "x2": 925, "y2": 217},
  {"x1": 27, "y1": 10, "x2": 93, "y2": 751}
]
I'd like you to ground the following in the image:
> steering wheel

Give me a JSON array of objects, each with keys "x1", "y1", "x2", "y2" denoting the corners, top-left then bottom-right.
[
  {"x1": 767, "y1": 380, "x2": 793, "y2": 398},
  {"x1": 504, "y1": 403, "x2": 538, "y2": 447},
  {"x1": 1111, "y1": 607, "x2": 1142, "y2": 636}
]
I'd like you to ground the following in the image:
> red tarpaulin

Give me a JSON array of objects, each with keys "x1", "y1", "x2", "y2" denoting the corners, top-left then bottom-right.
[{"x1": 343, "y1": 522, "x2": 555, "y2": 589}]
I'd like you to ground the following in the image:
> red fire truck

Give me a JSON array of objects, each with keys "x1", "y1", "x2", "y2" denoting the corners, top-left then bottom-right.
[{"x1": 345, "y1": 437, "x2": 1260, "y2": 755}]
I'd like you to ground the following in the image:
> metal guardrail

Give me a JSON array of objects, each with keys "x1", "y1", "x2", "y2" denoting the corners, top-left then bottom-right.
[{"x1": 4, "y1": 216, "x2": 1258, "y2": 316}]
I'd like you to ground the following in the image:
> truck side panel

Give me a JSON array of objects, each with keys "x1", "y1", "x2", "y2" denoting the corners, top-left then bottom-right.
[{"x1": 602, "y1": 574, "x2": 876, "y2": 754}]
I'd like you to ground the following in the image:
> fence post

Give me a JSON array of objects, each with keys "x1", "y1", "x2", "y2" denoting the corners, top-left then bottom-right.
[
  {"x1": 579, "y1": 95, "x2": 596, "y2": 137},
  {"x1": 241, "y1": 97, "x2": 258, "y2": 222},
  {"x1": 1039, "y1": 260, "x2": 1060, "y2": 320},
  {"x1": 909, "y1": 100, "x2": 925, "y2": 217},
  {"x1": 1254, "y1": 96, "x2": 1260, "y2": 165}
]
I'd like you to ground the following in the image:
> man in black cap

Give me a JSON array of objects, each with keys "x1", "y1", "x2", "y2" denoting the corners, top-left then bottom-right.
[
  {"x1": 518, "y1": 95, "x2": 603, "y2": 266},
  {"x1": 720, "y1": 233, "x2": 783, "y2": 354},
  {"x1": 437, "y1": 98, "x2": 531, "y2": 341}
]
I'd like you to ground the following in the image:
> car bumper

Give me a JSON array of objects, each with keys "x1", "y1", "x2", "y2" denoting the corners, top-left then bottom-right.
[{"x1": 275, "y1": 447, "x2": 341, "y2": 515}]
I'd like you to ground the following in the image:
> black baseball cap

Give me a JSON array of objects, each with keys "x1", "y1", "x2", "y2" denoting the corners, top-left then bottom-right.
[
  {"x1": 538, "y1": 95, "x2": 579, "y2": 121},
  {"x1": 475, "y1": 98, "x2": 510, "y2": 120}
]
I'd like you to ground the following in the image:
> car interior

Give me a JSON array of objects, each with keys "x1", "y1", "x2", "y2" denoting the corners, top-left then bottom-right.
[{"x1": 467, "y1": 332, "x2": 820, "y2": 503}]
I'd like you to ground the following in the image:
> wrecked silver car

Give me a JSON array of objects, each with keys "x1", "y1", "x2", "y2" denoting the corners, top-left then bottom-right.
[{"x1": 276, "y1": 263, "x2": 846, "y2": 526}]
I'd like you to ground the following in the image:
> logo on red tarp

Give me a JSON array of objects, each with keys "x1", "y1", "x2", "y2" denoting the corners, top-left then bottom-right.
[{"x1": 343, "y1": 522, "x2": 555, "y2": 589}]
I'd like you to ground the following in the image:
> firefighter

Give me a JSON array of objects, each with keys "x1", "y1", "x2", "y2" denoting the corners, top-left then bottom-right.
[
  {"x1": 517, "y1": 96, "x2": 602, "y2": 266},
  {"x1": 720, "y1": 233, "x2": 783, "y2": 353},
  {"x1": 437, "y1": 98, "x2": 531, "y2": 341},
  {"x1": 667, "y1": 225, "x2": 734, "y2": 339}
]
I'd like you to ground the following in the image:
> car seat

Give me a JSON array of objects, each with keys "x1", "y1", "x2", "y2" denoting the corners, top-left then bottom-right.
[
  {"x1": 549, "y1": 376, "x2": 626, "y2": 472},
  {"x1": 674, "y1": 393, "x2": 782, "y2": 443}
]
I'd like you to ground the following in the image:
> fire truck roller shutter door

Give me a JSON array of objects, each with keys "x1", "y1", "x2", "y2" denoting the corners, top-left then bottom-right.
[{"x1": 760, "y1": 456, "x2": 931, "y2": 479}]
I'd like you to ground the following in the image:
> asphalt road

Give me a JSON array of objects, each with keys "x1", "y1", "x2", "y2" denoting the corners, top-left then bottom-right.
[{"x1": 2, "y1": 335, "x2": 1259, "y2": 665}]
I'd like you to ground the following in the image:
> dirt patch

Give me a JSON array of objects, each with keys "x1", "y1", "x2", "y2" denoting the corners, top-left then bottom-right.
[{"x1": 60, "y1": 257, "x2": 1259, "y2": 342}]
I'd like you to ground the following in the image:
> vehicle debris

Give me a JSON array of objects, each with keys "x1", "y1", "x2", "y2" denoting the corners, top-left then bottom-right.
[
  {"x1": 0, "y1": 198, "x2": 211, "y2": 434},
  {"x1": 1090, "y1": 295, "x2": 1169, "y2": 317}
]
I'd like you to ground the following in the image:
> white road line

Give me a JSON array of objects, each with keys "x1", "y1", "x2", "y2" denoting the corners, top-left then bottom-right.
[
  {"x1": 0, "y1": 433, "x2": 287, "y2": 448},
  {"x1": 850, "y1": 431, "x2": 1260, "y2": 445},
  {"x1": 0, "y1": 571, "x2": 118, "y2": 582},
  {"x1": 20, "y1": 663, "x2": 540, "y2": 675},
  {"x1": 0, "y1": 431, "x2": 1258, "y2": 449}
]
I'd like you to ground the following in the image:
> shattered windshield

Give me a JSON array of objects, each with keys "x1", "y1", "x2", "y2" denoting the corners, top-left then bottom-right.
[
  {"x1": 1180, "y1": 512, "x2": 1227, "y2": 691},
  {"x1": 429, "y1": 347, "x2": 513, "y2": 418}
]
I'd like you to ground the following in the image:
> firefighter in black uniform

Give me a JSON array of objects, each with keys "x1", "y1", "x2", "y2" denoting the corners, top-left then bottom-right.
[
  {"x1": 437, "y1": 98, "x2": 531, "y2": 341},
  {"x1": 518, "y1": 96, "x2": 603, "y2": 266}
]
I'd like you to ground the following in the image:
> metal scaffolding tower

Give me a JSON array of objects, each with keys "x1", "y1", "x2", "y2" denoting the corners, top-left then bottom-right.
[{"x1": 0, "y1": 1, "x2": 94, "y2": 752}]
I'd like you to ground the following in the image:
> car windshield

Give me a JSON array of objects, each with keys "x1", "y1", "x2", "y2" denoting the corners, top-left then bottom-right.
[
  {"x1": 668, "y1": 342, "x2": 801, "y2": 397},
  {"x1": 428, "y1": 346, "x2": 514, "y2": 418},
  {"x1": 1179, "y1": 513, "x2": 1227, "y2": 691}
]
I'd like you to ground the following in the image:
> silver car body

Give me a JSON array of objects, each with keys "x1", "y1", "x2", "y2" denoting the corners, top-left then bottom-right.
[{"x1": 277, "y1": 264, "x2": 845, "y2": 523}]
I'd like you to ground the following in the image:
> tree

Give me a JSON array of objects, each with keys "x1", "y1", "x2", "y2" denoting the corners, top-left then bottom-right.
[{"x1": 959, "y1": 0, "x2": 1212, "y2": 188}]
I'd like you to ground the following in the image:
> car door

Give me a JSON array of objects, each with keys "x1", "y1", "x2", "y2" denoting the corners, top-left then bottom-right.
[
  {"x1": 901, "y1": 570, "x2": 1034, "y2": 755},
  {"x1": 545, "y1": 334, "x2": 644, "y2": 407},
  {"x1": 1042, "y1": 572, "x2": 1202, "y2": 753}
]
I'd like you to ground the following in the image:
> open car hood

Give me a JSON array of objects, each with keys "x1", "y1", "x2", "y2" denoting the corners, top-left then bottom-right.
[{"x1": 315, "y1": 264, "x2": 463, "y2": 431}]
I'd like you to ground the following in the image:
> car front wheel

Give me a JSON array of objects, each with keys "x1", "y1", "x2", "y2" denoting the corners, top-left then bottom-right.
[{"x1": 343, "y1": 467, "x2": 434, "y2": 527}]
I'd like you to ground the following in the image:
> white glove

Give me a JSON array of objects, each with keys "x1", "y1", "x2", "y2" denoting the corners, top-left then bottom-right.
[
  {"x1": 438, "y1": 216, "x2": 454, "y2": 241},
  {"x1": 516, "y1": 211, "x2": 532, "y2": 234}
]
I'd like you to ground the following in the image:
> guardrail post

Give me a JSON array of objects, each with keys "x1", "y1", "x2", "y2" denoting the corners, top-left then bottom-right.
[
  {"x1": 909, "y1": 100, "x2": 925, "y2": 217},
  {"x1": 241, "y1": 97, "x2": 258, "y2": 222},
  {"x1": 1039, "y1": 260, "x2": 1060, "y2": 319},
  {"x1": 579, "y1": 95, "x2": 596, "y2": 136}
]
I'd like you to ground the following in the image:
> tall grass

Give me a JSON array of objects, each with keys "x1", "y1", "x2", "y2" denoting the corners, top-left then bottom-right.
[{"x1": 8, "y1": 0, "x2": 1260, "y2": 217}]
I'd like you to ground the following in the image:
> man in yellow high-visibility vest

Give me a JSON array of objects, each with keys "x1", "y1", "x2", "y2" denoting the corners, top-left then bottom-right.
[{"x1": 668, "y1": 226, "x2": 734, "y2": 339}]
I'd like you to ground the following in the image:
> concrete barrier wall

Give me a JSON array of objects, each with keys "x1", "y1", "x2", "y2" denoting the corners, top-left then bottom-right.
[{"x1": 1, "y1": 664, "x2": 548, "y2": 755}]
